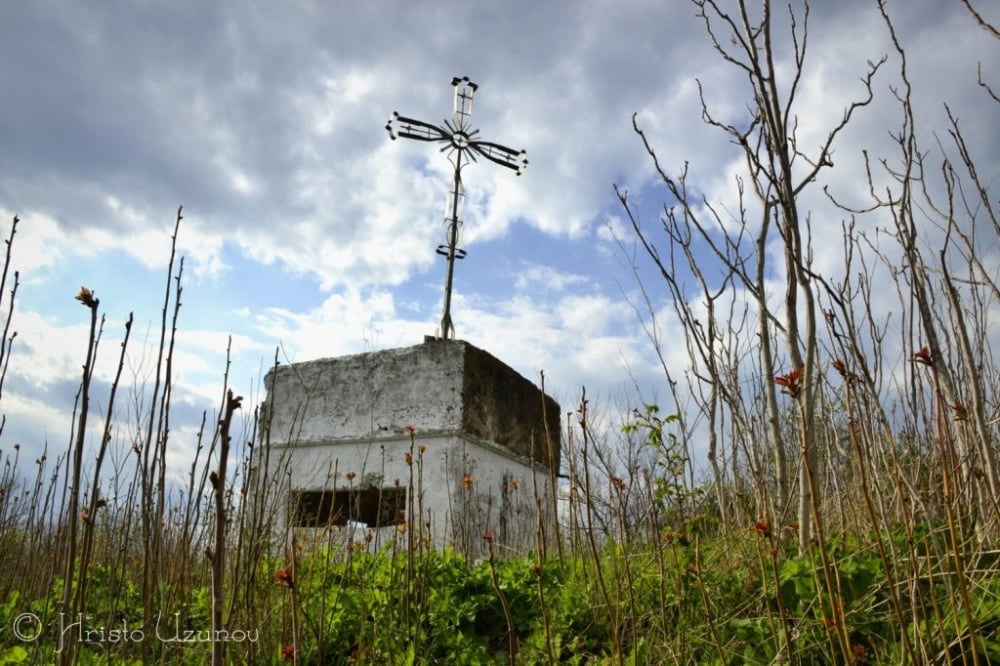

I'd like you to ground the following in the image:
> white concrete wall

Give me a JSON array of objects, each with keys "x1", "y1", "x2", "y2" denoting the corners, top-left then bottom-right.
[
  {"x1": 258, "y1": 339, "x2": 560, "y2": 556},
  {"x1": 268, "y1": 431, "x2": 553, "y2": 556},
  {"x1": 263, "y1": 342, "x2": 467, "y2": 444}
]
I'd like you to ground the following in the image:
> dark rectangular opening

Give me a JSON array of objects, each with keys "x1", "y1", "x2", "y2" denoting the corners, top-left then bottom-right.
[{"x1": 293, "y1": 487, "x2": 406, "y2": 528}]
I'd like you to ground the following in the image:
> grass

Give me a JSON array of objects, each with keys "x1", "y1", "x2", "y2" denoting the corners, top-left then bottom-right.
[{"x1": 0, "y1": 207, "x2": 999, "y2": 666}]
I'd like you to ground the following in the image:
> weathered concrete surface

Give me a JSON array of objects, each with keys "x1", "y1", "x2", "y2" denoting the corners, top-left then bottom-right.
[
  {"x1": 259, "y1": 338, "x2": 562, "y2": 555},
  {"x1": 263, "y1": 338, "x2": 560, "y2": 471},
  {"x1": 261, "y1": 430, "x2": 554, "y2": 556},
  {"x1": 459, "y1": 342, "x2": 560, "y2": 471}
]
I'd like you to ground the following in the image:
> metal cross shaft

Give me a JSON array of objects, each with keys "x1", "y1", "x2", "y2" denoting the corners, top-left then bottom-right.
[{"x1": 387, "y1": 76, "x2": 528, "y2": 341}]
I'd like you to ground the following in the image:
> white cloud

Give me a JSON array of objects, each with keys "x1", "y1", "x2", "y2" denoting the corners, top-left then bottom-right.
[{"x1": 514, "y1": 264, "x2": 589, "y2": 293}]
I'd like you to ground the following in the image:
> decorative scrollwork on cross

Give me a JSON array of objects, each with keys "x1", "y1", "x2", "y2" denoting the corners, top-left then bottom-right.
[{"x1": 387, "y1": 77, "x2": 528, "y2": 340}]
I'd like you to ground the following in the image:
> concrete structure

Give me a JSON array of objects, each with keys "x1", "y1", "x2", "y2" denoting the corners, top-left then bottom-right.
[{"x1": 260, "y1": 337, "x2": 560, "y2": 555}]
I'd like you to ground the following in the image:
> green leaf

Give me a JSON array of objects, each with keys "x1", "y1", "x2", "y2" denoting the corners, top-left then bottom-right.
[{"x1": 0, "y1": 646, "x2": 28, "y2": 665}]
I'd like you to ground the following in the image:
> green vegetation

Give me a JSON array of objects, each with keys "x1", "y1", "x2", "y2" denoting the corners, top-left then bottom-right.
[
  {"x1": 2, "y1": 1, "x2": 999, "y2": 664},
  {"x1": 3, "y1": 519, "x2": 1000, "y2": 663}
]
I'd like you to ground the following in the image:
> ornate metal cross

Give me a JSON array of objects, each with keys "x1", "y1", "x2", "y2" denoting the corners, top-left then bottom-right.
[{"x1": 387, "y1": 76, "x2": 528, "y2": 340}]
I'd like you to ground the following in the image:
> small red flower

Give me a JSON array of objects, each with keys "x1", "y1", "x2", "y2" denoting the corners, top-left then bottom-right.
[
  {"x1": 782, "y1": 367, "x2": 805, "y2": 383},
  {"x1": 952, "y1": 402, "x2": 968, "y2": 421},
  {"x1": 611, "y1": 476, "x2": 625, "y2": 491},
  {"x1": 405, "y1": 425, "x2": 415, "y2": 435},
  {"x1": 851, "y1": 644, "x2": 866, "y2": 659},
  {"x1": 482, "y1": 531, "x2": 494, "y2": 542},
  {"x1": 774, "y1": 367, "x2": 805, "y2": 397},
  {"x1": 404, "y1": 452, "x2": 413, "y2": 465},
  {"x1": 832, "y1": 359, "x2": 859, "y2": 382},
  {"x1": 753, "y1": 520, "x2": 771, "y2": 538},
  {"x1": 275, "y1": 564, "x2": 294, "y2": 588},
  {"x1": 280, "y1": 643, "x2": 295, "y2": 662},
  {"x1": 461, "y1": 474, "x2": 475, "y2": 489},
  {"x1": 913, "y1": 346, "x2": 933, "y2": 366}
]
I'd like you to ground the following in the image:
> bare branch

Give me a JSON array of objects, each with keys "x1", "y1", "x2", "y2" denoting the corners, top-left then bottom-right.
[{"x1": 960, "y1": 0, "x2": 1000, "y2": 39}]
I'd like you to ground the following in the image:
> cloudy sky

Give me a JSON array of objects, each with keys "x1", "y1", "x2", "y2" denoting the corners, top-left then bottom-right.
[{"x1": 0, "y1": 0, "x2": 997, "y2": 475}]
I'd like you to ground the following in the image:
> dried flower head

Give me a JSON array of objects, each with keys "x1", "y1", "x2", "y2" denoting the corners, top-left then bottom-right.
[
  {"x1": 275, "y1": 564, "x2": 294, "y2": 588},
  {"x1": 832, "y1": 359, "x2": 859, "y2": 383},
  {"x1": 75, "y1": 286, "x2": 97, "y2": 308},
  {"x1": 913, "y1": 346, "x2": 933, "y2": 366}
]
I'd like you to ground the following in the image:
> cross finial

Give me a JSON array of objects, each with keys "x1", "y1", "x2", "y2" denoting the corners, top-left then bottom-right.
[
  {"x1": 451, "y1": 76, "x2": 477, "y2": 127},
  {"x1": 387, "y1": 77, "x2": 528, "y2": 341}
]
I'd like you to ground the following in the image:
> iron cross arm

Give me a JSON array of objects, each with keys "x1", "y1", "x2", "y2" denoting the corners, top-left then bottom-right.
[
  {"x1": 386, "y1": 113, "x2": 527, "y2": 174},
  {"x1": 469, "y1": 140, "x2": 528, "y2": 175},
  {"x1": 385, "y1": 112, "x2": 450, "y2": 142}
]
